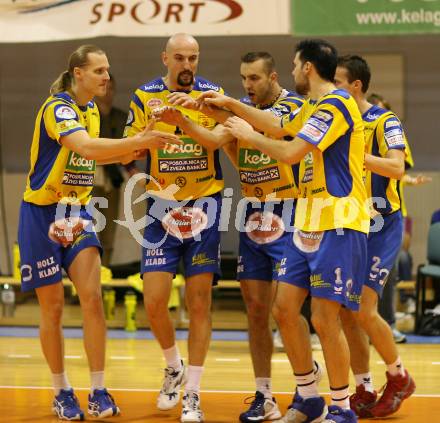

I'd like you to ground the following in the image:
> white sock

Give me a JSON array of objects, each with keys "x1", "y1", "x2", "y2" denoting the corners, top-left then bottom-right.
[
  {"x1": 387, "y1": 356, "x2": 404, "y2": 377},
  {"x1": 256, "y1": 377, "x2": 272, "y2": 399},
  {"x1": 354, "y1": 372, "x2": 375, "y2": 393},
  {"x1": 90, "y1": 371, "x2": 105, "y2": 393},
  {"x1": 185, "y1": 365, "x2": 204, "y2": 393},
  {"x1": 163, "y1": 345, "x2": 182, "y2": 370},
  {"x1": 52, "y1": 372, "x2": 71, "y2": 396},
  {"x1": 331, "y1": 385, "x2": 350, "y2": 409},
  {"x1": 295, "y1": 370, "x2": 319, "y2": 399}
]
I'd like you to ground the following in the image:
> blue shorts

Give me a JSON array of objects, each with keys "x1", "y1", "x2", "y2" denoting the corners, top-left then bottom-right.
[
  {"x1": 277, "y1": 229, "x2": 367, "y2": 311},
  {"x1": 141, "y1": 193, "x2": 221, "y2": 280},
  {"x1": 18, "y1": 201, "x2": 101, "y2": 292},
  {"x1": 365, "y1": 211, "x2": 403, "y2": 297},
  {"x1": 237, "y1": 200, "x2": 295, "y2": 282}
]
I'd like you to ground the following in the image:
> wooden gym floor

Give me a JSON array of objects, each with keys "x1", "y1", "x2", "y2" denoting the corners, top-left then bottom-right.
[{"x1": 1, "y1": 335, "x2": 439, "y2": 422}]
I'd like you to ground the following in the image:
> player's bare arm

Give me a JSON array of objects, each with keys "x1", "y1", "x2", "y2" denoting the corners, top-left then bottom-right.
[
  {"x1": 365, "y1": 149, "x2": 405, "y2": 179},
  {"x1": 60, "y1": 122, "x2": 181, "y2": 161}
]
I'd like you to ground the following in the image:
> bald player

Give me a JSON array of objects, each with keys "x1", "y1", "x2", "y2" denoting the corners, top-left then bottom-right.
[{"x1": 124, "y1": 33, "x2": 226, "y2": 422}]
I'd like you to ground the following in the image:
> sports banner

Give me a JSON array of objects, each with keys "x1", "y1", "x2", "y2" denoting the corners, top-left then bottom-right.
[
  {"x1": 292, "y1": 0, "x2": 440, "y2": 36},
  {"x1": 0, "y1": 0, "x2": 290, "y2": 43}
]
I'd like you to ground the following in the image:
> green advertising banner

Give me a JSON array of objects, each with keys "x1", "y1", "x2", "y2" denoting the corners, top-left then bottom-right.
[{"x1": 292, "y1": 0, "x2": 440, "y2": 35}]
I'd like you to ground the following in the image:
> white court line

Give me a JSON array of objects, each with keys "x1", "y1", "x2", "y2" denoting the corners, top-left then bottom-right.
[
  {"x1": 0, "y1": 385, "x2": 439, "y2": 398},
  {"x1": 215, "y1": 358, "x2": 240, "y2": 362},
  {"x1": 7, "y1": 354, "x2": 31, "y2": 358},
  {"x1": 271, "y1": 359, "x2": 289, "y2": 363},
  {"x1": 110, "y1": 356, "x2": 135, "y2": 360},
  {"x1": 433, "y1": 362, "x2": 440, "y2": 365},
  {"x1": 376, "y1": 360, "x2": 385, "y2": 365},
  {"x1": 65, "y1": 355, "x2": 82, "y2": 359}
]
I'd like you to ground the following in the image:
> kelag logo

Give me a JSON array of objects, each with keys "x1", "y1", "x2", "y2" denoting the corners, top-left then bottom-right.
[{"x1": 90, "y1": 0, "x2": 243, "y2": 24}]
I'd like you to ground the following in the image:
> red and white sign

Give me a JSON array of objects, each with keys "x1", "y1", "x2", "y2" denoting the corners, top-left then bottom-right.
[
  {"x1": 162, "y1": 206, "x2": 208, "y2": 239},
  {"x1": 245, "y1": 211, "x2": 285, "y2": 245},
  {"x1": 0, "y1": 0, "x2": 290, "y2": 43}
]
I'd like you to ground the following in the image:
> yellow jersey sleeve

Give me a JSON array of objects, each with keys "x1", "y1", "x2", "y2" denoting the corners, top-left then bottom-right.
[
  {"x1": 296, "y1": 98, "x2": 351, "y2": 152},
  {"x1": 376, "y1": 113, "x2": 406, "y2": 156},
  {"x1": 44, "y1": 101, "x2": 85, "y2": 144},
  {"x1": 281, "y1": 105, "x2": 304, "y2": 137}
]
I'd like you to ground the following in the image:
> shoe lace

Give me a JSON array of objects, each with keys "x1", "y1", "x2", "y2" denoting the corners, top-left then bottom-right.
[
  {"x1": 378, "y1": 376, "x2": 402, "y2": 402},
  {"x1": 161, "y1": 367, "x2": 179, "y2": 393},
  {"x1": 94, "y1": 389, "x2": 115, "y2": 408},
  {"x1": 243, "y1": 393, "x2": 265, "y2": 412},
  {"x1": 59, "y1": 391, "x2": 79, "y2": 411},
  {"x1": 185, "y1": 392, "x2": 200, "y2": 411}
]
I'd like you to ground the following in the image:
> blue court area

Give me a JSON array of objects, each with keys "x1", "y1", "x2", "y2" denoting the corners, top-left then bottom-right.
[{"x1": 1, "y1": 327, "x2": 439, "y2": 344}]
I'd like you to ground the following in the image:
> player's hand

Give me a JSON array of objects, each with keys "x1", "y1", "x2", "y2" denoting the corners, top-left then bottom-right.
[
  {"x1": 224, "y1": 116, "x2": 255, "y2": 140},
  {"x1": 411, "y1": 174, "x2": 432, "y2": 185},
  {"x1": 167, "y1": 92, "x2": 198, "y2": 109},
  {"x1": 152, "y1": 106, "x2": 186, "y2": 126},
  {"x1": 135, "y1": 119, "x2": 182, "y2": 150},
  {"x1": 197, "y1": 90, "x2": 230, "y2": 108}
]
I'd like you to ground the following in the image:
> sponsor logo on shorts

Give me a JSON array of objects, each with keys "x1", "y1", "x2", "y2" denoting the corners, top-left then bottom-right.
[
  {"x1": 144, "y1": 248, "x2": 167, "y2": 266},
  {"x1": 310, "y1": 273, "x2": 331, "y2": 289},
  {"x1": 20, "y1": 264, "x2": 32, "y2": 282},
  {"x1": 245, "y1": 211, "x2": 285, "y2": 245},
  {"x1": 192, "y1": 253, "x2": 216, "y2": 266},
  {"x1": 36, "y1": 256, "x2": 60, "y2": 279},
  {"x1": 293, "y1": 230, "x2": 323, "y2": 253},
  {"x1": 162, "y1": 207, "x2": 208, "y2": 240}
]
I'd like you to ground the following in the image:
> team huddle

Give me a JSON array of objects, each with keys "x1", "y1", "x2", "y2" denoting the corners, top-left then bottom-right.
[{"x1": 18, "y1": 33, "x2": 415, "y2": 423}]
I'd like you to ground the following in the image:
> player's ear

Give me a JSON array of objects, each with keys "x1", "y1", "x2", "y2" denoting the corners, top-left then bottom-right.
[
  {"x1": 270, "y1": 71, "x2": 278, "y2": 83},
  {"x1": 161, "y1": 51, "x2": 168, "y2": 67}
]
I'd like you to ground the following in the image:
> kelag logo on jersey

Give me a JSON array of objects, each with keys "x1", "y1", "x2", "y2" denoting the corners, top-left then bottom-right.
[
  {"x1": 66, "y1": 151, "x2": 95, "y2": 172},
  {"x1": 239, "y1": 148, "x2": 276, "y2": 169},
  {"x1": 159, "y1": 138, "x2": 206, "y2": 158},
  {"x1": 158, "y1": 138, "x2": 208, "y2": 173},
  {"x1": 63, "y1": 152, "x2": 96, "y2": 186}
]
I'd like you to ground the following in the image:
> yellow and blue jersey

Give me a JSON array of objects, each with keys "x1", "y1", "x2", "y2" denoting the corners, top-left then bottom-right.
[
  {"x1": 363, "y1": 104, "x2": 408, "y2": 215},
  {"x1": 238, "y1": 89, "x2": 304, "y2": 200},
  {"x1": 23, "y1": 92, "x2": 100, "y2": 206},
  {"x1": 124, "y1": 76, "x2": 225, "y2": 200},
  {"x1": 282, "y1": 89, "x2": 369, "y2": 233}
]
